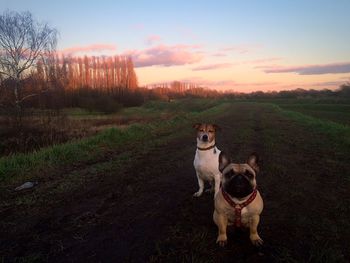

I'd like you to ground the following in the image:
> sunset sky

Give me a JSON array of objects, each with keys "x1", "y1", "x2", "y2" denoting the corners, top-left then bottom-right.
[{"x1": 2, "y1": 0, "x2": 350, "y2": 92}]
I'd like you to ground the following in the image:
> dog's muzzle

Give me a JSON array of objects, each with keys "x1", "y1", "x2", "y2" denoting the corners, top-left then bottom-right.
[
  {"x1": 202, "y1": 134, "x2": 208, "y2": 142},
  {"x1": 225, "y1": 175, "x2": 254, "y2": 199}
]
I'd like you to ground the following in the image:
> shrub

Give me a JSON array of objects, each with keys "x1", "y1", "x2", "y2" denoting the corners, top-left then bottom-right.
[{"x1": 80, "y1": 95, "x2": 122, "y2": 114}]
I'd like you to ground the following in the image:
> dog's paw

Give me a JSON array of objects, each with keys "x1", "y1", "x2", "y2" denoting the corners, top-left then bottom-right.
[
  {"x1": 217, "y1": 240, "x2": 227, "y2": 247},
  {"x1": 193, "y1": 191, "x2": 203, "y2": 197},
  {"x1": 250, "y1": 234, "x2": 263, "y2": 247},
  {"x1": 214, "y1": 190, "x2": 220, "y2": 199},
  {"x1": 216, "y1": 235, "x2": 227, "y2": 247}
]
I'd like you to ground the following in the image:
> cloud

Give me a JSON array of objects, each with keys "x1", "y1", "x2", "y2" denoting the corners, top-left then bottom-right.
[
  {"x1": 206, "y1": 80, "x2": 278, "y2": 88},
  {"x1": 199, "y1": 80, "x2": 238, "y2": 86},
  {"x1": 60, "y1": 44, "x2": 117, "y2": 55},
  {"x1": 145, "y1": 35, "x2": 162, "y2": 45},
  {"x1": 219, "y1": 44, "x2": 262, "y2": 54},
  {"x1": 262, "y1": 62, "x2": 350, "y2": 75},
  {"x1": 244, "y1": 57, "x2": 282, "y2": 64},
  {"x1": 310, "y1": 80, "x2": 348, "y2": 87},
  {"x1": 212, "y1": 52, "x2": 227, "y2": 57},
  {"x1": 171, "y1": 44, "x2": 203, "y2": 49},
  {"x1": 123, "y1": 44, "x2": 204, "y2": 67},
  {"x1": 192, "y1": 63, "x2": 233, "y2": 71}
]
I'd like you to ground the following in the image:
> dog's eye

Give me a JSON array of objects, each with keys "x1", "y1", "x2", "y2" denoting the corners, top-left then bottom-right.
[
  {"x1": 225, "y1": 171, "x2": 235, "y2": 177},
  {"x1": 199, "y1": 129, "x2": 204, "y2": 132},
  {"x1": 208, "y1": 130, "x2": 214, "y2": 133},
  {"x1": 244, "y1": 171, "x2": 254, "y2": 178}
]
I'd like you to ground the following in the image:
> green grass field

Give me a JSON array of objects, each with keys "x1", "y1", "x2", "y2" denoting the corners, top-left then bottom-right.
[{"x1": 274, "y1": 102, "x2": 350, "y2": 126}]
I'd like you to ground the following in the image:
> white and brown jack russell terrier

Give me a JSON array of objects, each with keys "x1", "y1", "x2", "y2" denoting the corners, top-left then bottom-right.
[{"x1": 193, "y1": 123, "x2": 222, "y2": 197}]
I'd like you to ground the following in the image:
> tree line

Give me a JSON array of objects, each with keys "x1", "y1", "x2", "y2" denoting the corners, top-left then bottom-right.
[
  {"x1": 36, "y1": 55, "x2": 138, "y2": 91},
  {"x1": 1, "y1": 54, "x2": 140, "y2": 112}
]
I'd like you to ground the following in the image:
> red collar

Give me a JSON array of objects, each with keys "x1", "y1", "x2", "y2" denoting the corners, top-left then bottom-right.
[{"x1": 221, "y1": 188, "x2": 258, "y2": 227}]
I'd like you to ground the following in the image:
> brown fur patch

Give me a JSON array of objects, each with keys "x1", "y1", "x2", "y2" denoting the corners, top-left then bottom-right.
[{"x1": 193, "y1": 123, "x2": 220, "y2": 143}]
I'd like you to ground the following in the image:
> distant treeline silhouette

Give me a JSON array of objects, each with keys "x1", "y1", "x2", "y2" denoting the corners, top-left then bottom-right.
[
  {"x1": 226, "y1": 84, "x2": 350, "y2": 100},
  {"x1": 1, "y1": 67, "x2": 349, "y2": 113},
  {"x1": 145, "y1": 81, "x2": 350, "y2": 100}
]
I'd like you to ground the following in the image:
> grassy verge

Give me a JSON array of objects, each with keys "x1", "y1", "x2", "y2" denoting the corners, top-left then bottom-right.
[
  {"x1": 269, "y1": 103, "x2": 350, "y2": 147},
  {"x1": 259, "y1": 103, "x2": 349, "y2": 262},
  {"x1": 275, "y1": 103, "x2": 350, "y2": 126},
  {"x1": 0, "y1": 100, "x2": 230, "y2": 186}
]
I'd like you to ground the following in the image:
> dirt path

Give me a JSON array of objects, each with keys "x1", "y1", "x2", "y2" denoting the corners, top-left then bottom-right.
[{"x1": 1, "y1": 103, "x2": 350, "y2": 263}]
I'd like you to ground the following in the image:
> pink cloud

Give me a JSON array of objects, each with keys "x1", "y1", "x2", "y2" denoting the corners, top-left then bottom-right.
[
  {"x1": 219, "y1": 44, "x2": 262, "y2": 54},
  {"x1": 197, "y1": 80, "x2": 238, "y2": 87},
  {"x1": 171, "y1": 44, "x2": 203, "y2": 49},
  {"x1": 123, "y1": 44, "x2": 204, "y2": 67},
  {"x1": 212, "y1": 52, "x2": 227, "y2": 57},
  {"x1": 262, "y1": 62, "x2": 350, "y2": 75},
  {"x1": 311, "y1": 81, "x2": 347, "y2": 87},
  {"x1": 203, "y1": 80, "x2": 278, "y2": 88},
  {"x1": 254, "y1": 64, "x2": 282, "y2": 69},
  {"x1": 192, "y1": 63, "x2": 233, "y2": 71},
  {"x1": 146, "y1": 35, "x2": 162, "y2": 45},
  {"x1": 244, "y1": 57, "x2": 282, "y2": 64},
  {"x1": 59, "y1": 44, "x2": 117, "y2": 55}
]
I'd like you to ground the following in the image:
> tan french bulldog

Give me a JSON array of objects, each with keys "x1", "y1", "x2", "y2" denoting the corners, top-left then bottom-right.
[{"x1": 213, "y1": 152, "x2": 263, "y2": 247}]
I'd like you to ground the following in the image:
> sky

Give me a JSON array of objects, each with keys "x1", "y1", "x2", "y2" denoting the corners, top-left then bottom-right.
[{"x1": 1, "y1": 0, "x2": 350, "y2": 92}]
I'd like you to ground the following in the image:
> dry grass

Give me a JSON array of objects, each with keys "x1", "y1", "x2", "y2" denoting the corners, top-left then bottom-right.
[{"x1": 0, "y1": 107, "x2": 174, "y2": 156}]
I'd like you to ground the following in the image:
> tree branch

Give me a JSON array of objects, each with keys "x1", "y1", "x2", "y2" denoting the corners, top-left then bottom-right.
[
  {"x1": 0, "y1": 70, "x2": 12, "y2": 77},
  {"x1": 18, "y1": 87, "x2": 52, "y2": 103}
]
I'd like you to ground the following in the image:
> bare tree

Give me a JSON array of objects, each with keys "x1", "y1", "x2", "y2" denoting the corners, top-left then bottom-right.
[
  {"x1": 0, "y1": 10, "x2": 58, "y2": 113},
  {"x1": 114, "y1": 55, "x2": 120, "y2": 91},
  {"x1": 126, "y1": 56, "x2": 138, "y2": 89},
  {"x1": 92, "y1": 56, "x2": 97, "y2": 89},
  {"x1": 84, "y1": 55, "x2": 90, "y2": 87},
  {"x1": 120, "y1": 56, "x2": 127, "y2": 90}
]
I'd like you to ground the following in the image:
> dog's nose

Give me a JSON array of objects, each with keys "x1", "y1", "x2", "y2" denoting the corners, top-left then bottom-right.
[
  {"x1": 236, "y1": 174, "x2": 244, "y2": 180},
  {"x1": 202, "y1": 134, "x2": 208, "y2": 141}
]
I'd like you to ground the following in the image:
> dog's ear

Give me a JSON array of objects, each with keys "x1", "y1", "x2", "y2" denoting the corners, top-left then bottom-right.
[
  {"x1": 247, "y1": 153, "x2": 259, "y2": 173},
  {"x1": 219, "y1": 152, "x2": 231, "y2": 173},
  {"x1": 213, "y1": 124, "x2": 221, "y2": 132},
  {"x1": 193, "y1": 123, "x2": 201, "y2": 130}
]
